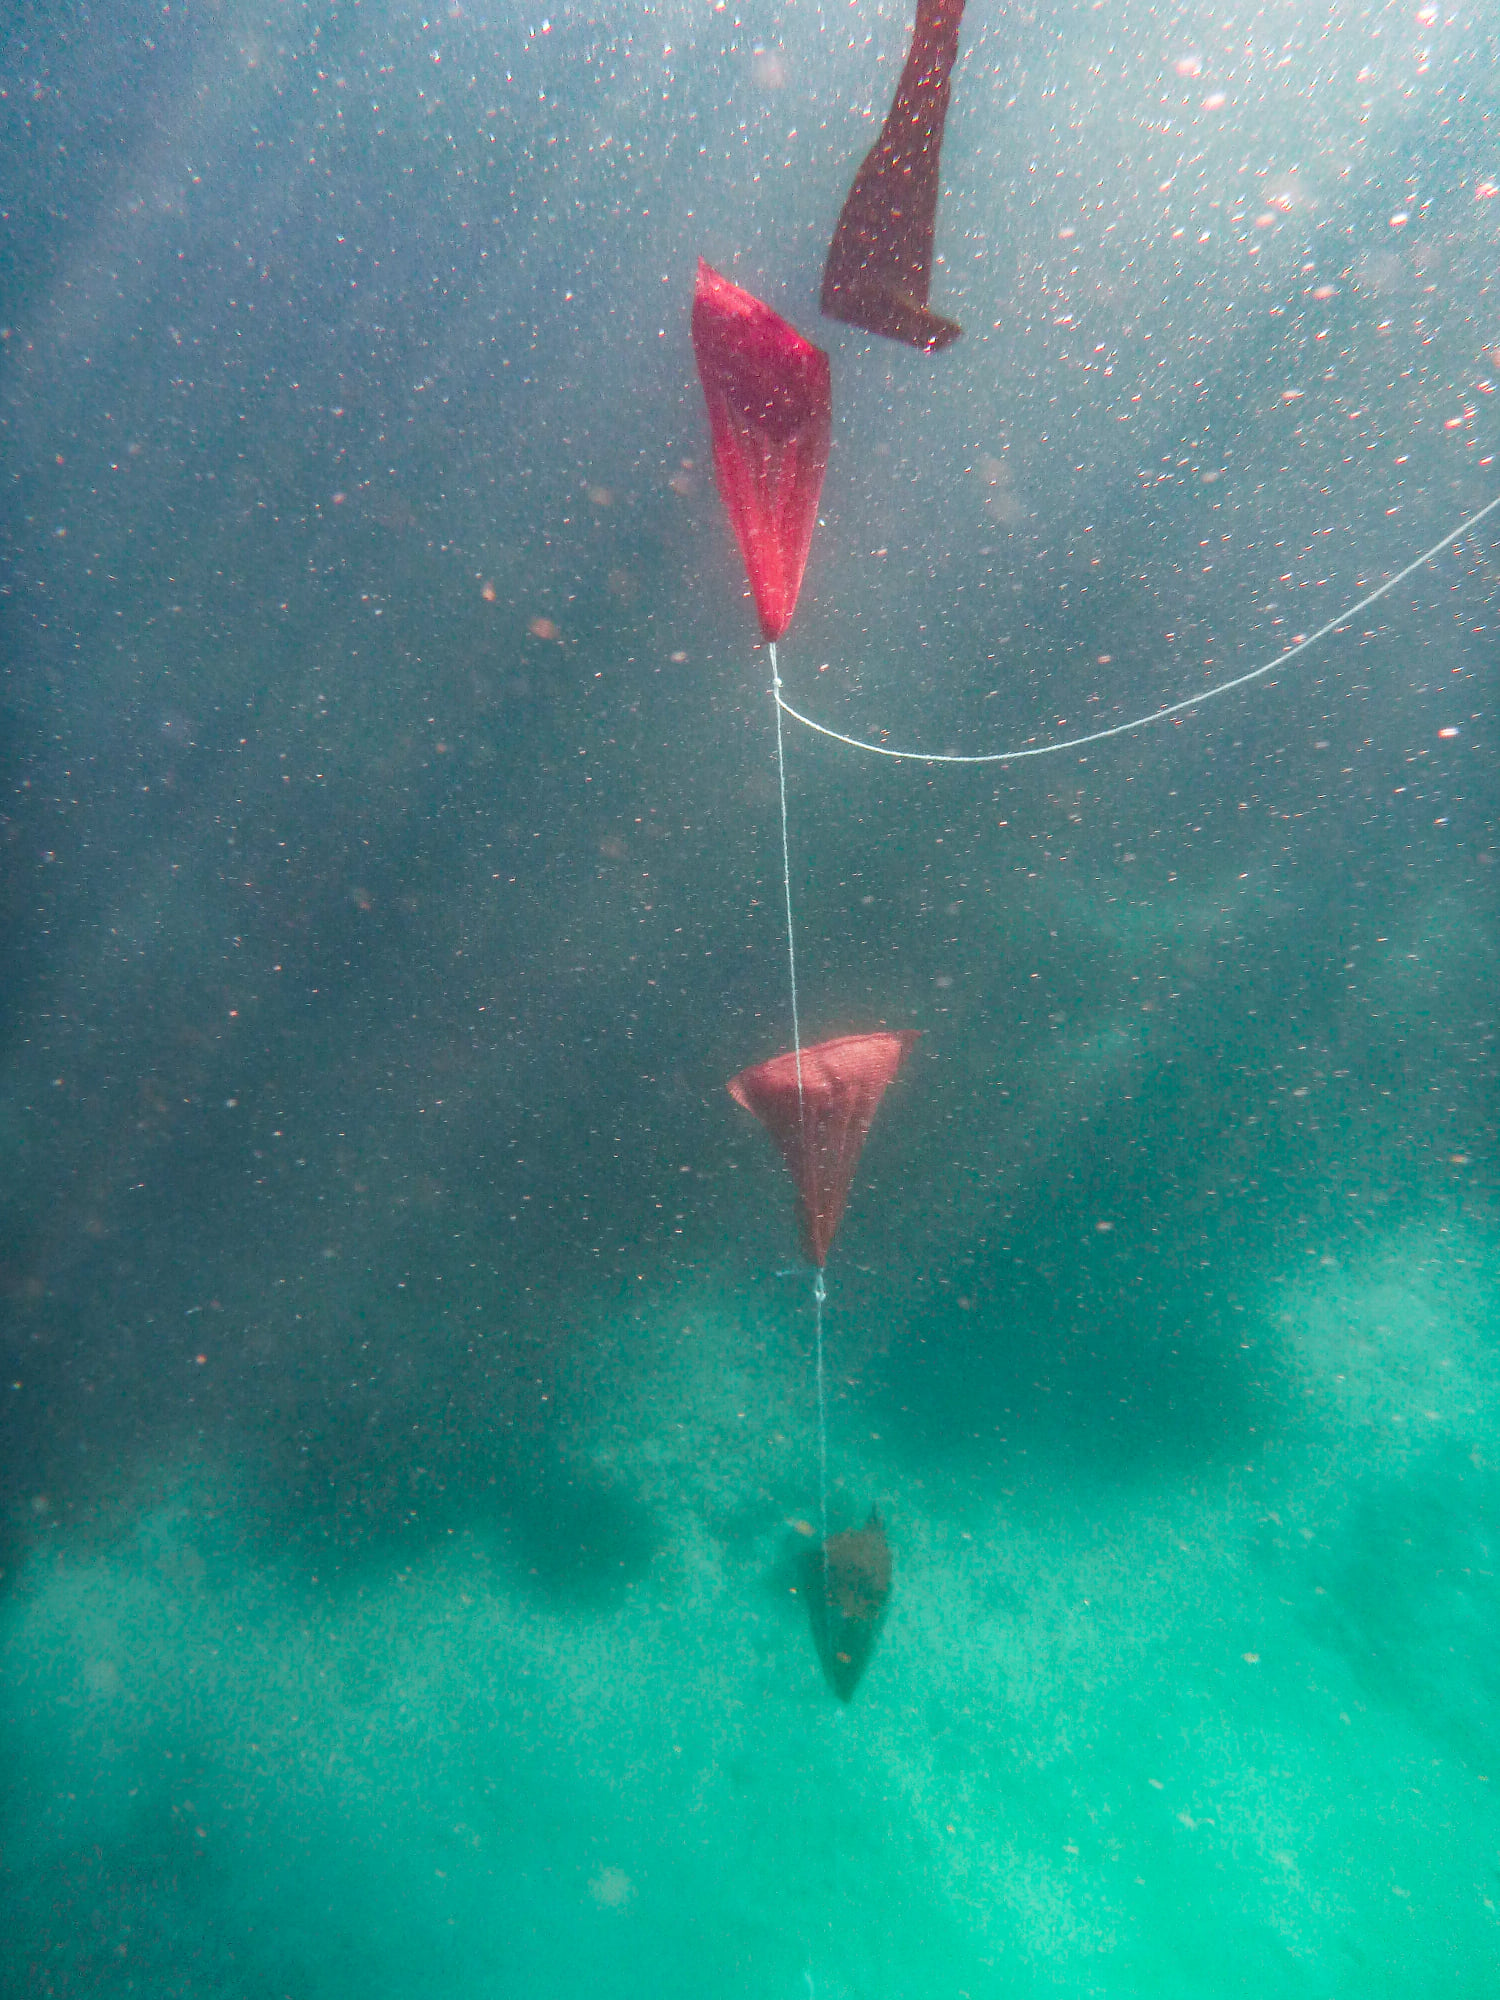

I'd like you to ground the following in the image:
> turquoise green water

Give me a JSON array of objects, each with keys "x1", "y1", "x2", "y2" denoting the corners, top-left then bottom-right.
[
  {"x1": 2, "y1": 0, "x2": 1498, "y2": 1991},
  {"x1": 5, "y1": 1221, "x2": 1498, "y2": 1995}
]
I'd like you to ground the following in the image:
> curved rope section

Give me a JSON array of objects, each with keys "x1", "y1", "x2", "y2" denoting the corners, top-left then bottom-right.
[{"x1": 775, "y1": 490, "x2": 1500, "y2": 765}]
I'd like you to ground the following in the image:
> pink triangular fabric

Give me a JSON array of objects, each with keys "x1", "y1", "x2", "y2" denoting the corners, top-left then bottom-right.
[
  {"x1": 691, "y1": 260, "x2": 832, "y2": 642},
  {"x1": 727, "y1": 1031, "x2": 919, "y2": 1265}
]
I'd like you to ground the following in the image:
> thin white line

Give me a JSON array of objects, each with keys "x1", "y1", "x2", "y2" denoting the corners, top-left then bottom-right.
[
  {"x1": 769, "y1": 646, "x2": 834, "y2": 1597},
  {"x1": 775, "y1": 491, "x2": 1500, "y2": 765},
  {"x1": 769, "y1": 642, "x2": 806, "y2": 1110},
  {"x1": 813, "y1": 1274, "x2": 829, "y2": 1556}
]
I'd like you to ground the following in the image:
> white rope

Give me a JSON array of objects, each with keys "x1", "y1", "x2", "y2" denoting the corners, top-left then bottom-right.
[
  {"x1": 770, "y1": 642, "x2": 833, "y2": 1628},
  {"x1": 774, "y1": 490, "x2": 1500, "y2": 764},
  {"x1": 813, "y1": 1269, "x2": 829, "y2": 1552},
  {"x1": 769, "y1": 642, "x2": 807, "y2": 1103}
]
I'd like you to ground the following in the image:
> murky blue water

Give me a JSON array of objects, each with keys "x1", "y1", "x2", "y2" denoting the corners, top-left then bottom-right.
[{"x1": 2, "y1": 1, "x2": 1497, "y2": 1993}]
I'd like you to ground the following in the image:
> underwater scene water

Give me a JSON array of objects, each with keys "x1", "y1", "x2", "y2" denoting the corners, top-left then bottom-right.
[{"x1": 2, "y1": 0, "x2": 1497, "y2": 1993}]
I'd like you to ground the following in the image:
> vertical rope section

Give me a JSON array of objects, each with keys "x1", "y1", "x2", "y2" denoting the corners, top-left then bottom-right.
[
  {"x1": 812, "y1": 1260, "x2": 833, "y2": 1984},
  {"x1": 774, "y1": 638, "x2": 833, "y2": 2000},
  {"x1": 771, "y1": 645, "x2": 832, "y2": 1573},
  {"x1": 813, "y1": 1269, "x2": 829, "y2": 1551},
  {"x1": 770, "y1": 642, "x2": 806, "y2": 1105}
]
